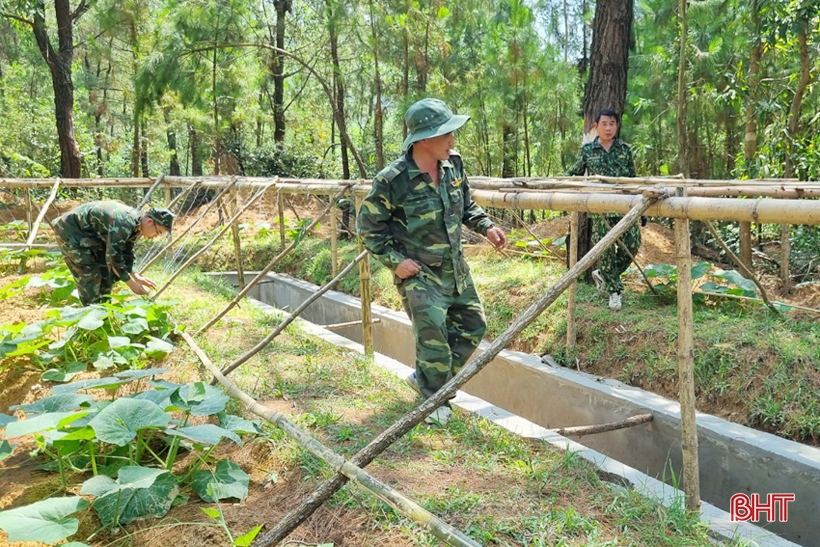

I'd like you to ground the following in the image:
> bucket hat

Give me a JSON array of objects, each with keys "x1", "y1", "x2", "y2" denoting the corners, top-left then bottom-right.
[
  {"x1": 402, "y1": 98, "x2": 470, "y2": 151},
  {"x1": 145, "y1": 207, "x2": 175, "y2": 234}
]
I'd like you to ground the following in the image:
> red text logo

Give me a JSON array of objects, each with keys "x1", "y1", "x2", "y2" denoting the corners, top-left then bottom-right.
[{"x1": 730, "y1": 493, "x2": 795, "y2": 522}]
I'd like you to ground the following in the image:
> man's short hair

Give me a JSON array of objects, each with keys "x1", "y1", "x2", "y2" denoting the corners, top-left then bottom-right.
[{"x1": 594, "y1": 108, "x2": 620, "y2": 124}]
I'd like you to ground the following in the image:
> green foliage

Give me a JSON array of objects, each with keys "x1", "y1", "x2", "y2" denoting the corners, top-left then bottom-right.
[{"x1": 0, "y1": 497, "x2": 89, "y2": 544}]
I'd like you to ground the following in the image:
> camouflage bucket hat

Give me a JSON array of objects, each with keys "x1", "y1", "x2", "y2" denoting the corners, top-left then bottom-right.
[
  {"x1": 402, "y1": 98, "x2": 470, "y2": 151},
  {"x1": 145, "y1": 207, "x2": 175, "y2": 234}
]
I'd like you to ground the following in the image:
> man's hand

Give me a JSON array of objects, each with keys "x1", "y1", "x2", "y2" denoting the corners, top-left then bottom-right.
[
  {"x1": 131, "y1": 273, "x2": 157, "y2": 290},
  {"x1": 125, "y1": 273, "x2": 157, "y2": 296},
  {"x1": 486, "y1": 226, "x2": 507, "y2": 250},
  {"x1": 395, "y1": 258, "x2": 421, "y2": 280}
]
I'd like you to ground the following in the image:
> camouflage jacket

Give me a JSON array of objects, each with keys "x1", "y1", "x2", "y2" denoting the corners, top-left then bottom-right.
[
  {"x1": 357, "y1": 150, "x2": 495, "y2": 293},
  {"x1": 566, "y1": 137, "x2": 637, "y2": 178},
  {"x1": 52, "y1": 201, "x2": 142, "y2": 282}
]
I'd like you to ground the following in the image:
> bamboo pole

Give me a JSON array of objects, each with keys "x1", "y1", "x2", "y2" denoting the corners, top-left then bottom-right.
[
  {"x1": 182, "y1": 332, "x2": 481, "y2": 547},
  {"x1": 196, "y1": 187, "x2": 348, "y2": 336},
  {"x1": 551, "y1": 413, "x2": 653, "y2": 437},
  {"x1": 18, "y1": 179, "x2": 61, "y2": 274},
  {"x1": 24, "y1": 188, "x2": 33, "y2": 236},
  {"x1": 322, "y1": 318, "x2": 381, "y2": 330},
  {"x1": 164, "y1": 181, "x2": 172, "y2": 206},
  {"x1": 151, "y1": 183, "x2": 274, "y2": 298},
  {"x1": 217, "y1": 251, "x2": 368, "y2": 379},
  {"x1": 137, "y1": 174, "x2": 166, "y2": 209},
  {"x1": 330, "y1": 200, "x2": 339, "y2": 276},
  {"x1": 739, "y1": 221, "x2": 753, "y2": 269},
  {"x1": 277, "y1": 189, "x2": 286, "y2": 250},
  {"x1": 470, "y1": 190, "x2": 820, "y2": 225},
  {"x1": 780, "y1": 223, "x2": 791, "y2": 294},
  {"x1": 566, "y1": 212, "x2": 579, "y2": 348},
  {"x1": 703, "y1": 221, "x2": 780, "y2": 314},
  {"x1": 139, "y1": 178, "x2": 239, "y2": 274},
  {"x1": 256, "y1": 193, "x2": 665, "y2": 546},
  {"x1": 229, "y1": 182, "x2": 246, "y2": 290},
  {"x1": 356, "y1": 195, "x2": 374, "y2": 356},
  {"x1": 674, "y1": 187, "x2": 700, "y2": 511}
]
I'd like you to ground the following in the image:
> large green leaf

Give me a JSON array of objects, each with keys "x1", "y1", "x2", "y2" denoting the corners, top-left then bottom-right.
[
  {"x1": 0, "y1": 413, "x2": 16, "y2": 429},
  {"x1": 116, "y1": 367, "x2": 170, "y2": 380},
  {"x1": 0, "y1": 440, "x2": 13, "y2": 461},
  {"x1": 51, "y1": 376, "x2": 131, "y2": 395},
  {"x1": 165, "y1": 424, "x2": 241, "y2": 446},
  {"x1": 81, "y1": 466, "x2": 178, "y2": 527},
  {"x1": 12, "y1": 394, "x2": 93, "y2": 415},
  {"x1": 3, "y1": 411, "x2": 89, "y2": 438},
  {"x1": 42, "y1": 362, "x2": 88, "y2": 383},
  {"x1": 191, "y1": 460, "x2": 250, "y2": 502},
  {"x1": 0, "y1": 496, "x2": 89, "y2": 543},
  {"x1": 168, "y1": 382, "x2": 229, "y2": 416},
  {"x1": 77, "y1": 307, "x2": 109, "y2": 330},
  {"x1": 88, "y1": 399, "x2": 170, "y2": 446},
  {"x1": 144, "y1": 336, "x2": 175, "y2": 358},
  {"x1": 121, "y1": 317, "x2": 149, "y2": 335},
  {"x1": 218, "y1": 412, "x2": 262, "y2": 434}
]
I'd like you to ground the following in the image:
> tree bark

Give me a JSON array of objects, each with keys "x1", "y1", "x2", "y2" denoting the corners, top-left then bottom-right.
[
  {"x1": 272, "y1": 0, "x2": 291, "y2": 146},
  {"x1": 327, "y1": 0, "x2": 350, "y2": 179},
  {"x1": 31, "y1": 0, "x2": 87, "y2": 178},
  {"x1": 369, "y1": 0, "x2": 384, "y2": 170},
  {"x1": 740, "y1": 0, "x2": 762, "y2": 269},
  {"x1": 675, "y1": 0, "x2": 689, "y2": 177}
]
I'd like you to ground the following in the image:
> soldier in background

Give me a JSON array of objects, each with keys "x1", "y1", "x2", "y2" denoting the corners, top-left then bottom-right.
[
  {"x1": 52, "y1": 201, "x2": 174, "y2": 306},
  {"x1": 357, "y1": 98, "x2": 507, "y2": 426},
  {"x1": 566, "y1": 107, "x2": 640, "y2": 311}
]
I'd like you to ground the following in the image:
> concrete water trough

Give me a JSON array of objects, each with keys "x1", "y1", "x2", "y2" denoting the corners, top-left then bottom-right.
[{"x1": 212, "y1": 271, "x2": 819, "y2": 547}]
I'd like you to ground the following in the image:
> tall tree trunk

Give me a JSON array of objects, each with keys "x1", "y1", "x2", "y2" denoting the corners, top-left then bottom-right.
[
  {"x1": 575, "y1": 0, "x2": 634, "y2": 277},
  {"x1": 164, "y1": 107, "x2": 181, "y2": 176},
  {"x1": 327, "y1": 1, "x2": 350, "y2": 179},
  {"x1": 212, "y1": 47, "x2": 221, "y2": 176},
  {"x1": 272, "y1": 0, "x2": 291, "y2": 147},
  {"x1": 501, "y1": 123, "x2": 516, "y2": 178},
  {"x1": 140, "y1": 121, "x2": 149, "y2": 176},
  {"x1": 132, "y1": 113, "x2": 141, "y2": 176},
  {"x1": 740, "y1": 0, "x2": 762, "y2": 269},
  {"x1": 190, "y1": 126, "x2": 203, "y2": 176},
  {"x1": 675, "y1": 0, "x2": 689, "y2": 177},
  {"x1": 31, "y1": 0, "x2": 85, "y2": 178},
  {"x1": 369, "y1": 0, "x2": 384, "y2": 170},
  {"x1": 402, "y1": 0, "x2": 410, "y2": 141},
  {"x1": 582, "y1": 0, "x2": 633, "y2": 137}
]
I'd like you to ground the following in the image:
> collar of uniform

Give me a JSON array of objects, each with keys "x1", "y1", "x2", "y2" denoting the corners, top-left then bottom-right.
[
  {"x1": 592, "y1": 137, "x2": 622, "y2": 151},
  {"x1": 403, "y1": 150, "x2": 454, "y2": 180}
]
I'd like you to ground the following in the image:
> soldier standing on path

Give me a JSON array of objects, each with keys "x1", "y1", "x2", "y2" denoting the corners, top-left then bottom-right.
[
  {"x1": 52, "y1": 201, "x2": 174, "y2": 306},
  {"x1": 357, "y1": 98, "x2": 507, "y2": 427},
  {"x1": 566, "y1": 107, "x2": 641, "y2": 311}
]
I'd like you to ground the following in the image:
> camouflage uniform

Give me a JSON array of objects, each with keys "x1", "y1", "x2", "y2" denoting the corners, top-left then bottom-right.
[
  {"x1": 566, "y1": 137, "x2": 639, "y2": 294},
  {"x1": 357, "y1": 150, "x2": 495, "y2": 400},
  {"x1": 51, "y1": 201, "x2": 143, "y2": 306}
]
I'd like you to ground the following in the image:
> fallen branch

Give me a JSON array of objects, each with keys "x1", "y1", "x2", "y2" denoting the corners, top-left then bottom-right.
[
  {"x1": 183, "y1": 332, "x2": 480, "y2": 547},
  {"x1": 551, "y1": 414, "x2": 653, "y2": 438},
  {"x1": 255, "y1": 191, "x2": 667, "y2": 546},
  {"x1": 18, "y1": 178, "x2": 61, "y2": 273}
]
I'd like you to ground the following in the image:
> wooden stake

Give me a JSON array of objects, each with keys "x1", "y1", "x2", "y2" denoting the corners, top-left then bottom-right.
[
  {"x1": 18, "y1": 179, "x2": 61, "y2": 274},
  {"x1": 356, "y1": 194, "x2": 374, "y2": 356},
  {"x1": 780, "y1": 223, "x2": 791, "y2": 295},
  {"x1": 196, "y1": 187, "x2": 347, "y2": 336},
  {"x1": 674, "y1": 187, "x2": 700, "y2": 511},
  {"x1": 551, "y1": 413, "x2": 653, "y2": 437},
  {"x1": 256, "y1": 194, "x2": 665, "y2": 546},
  {"x1": 739, "y1": 221, "x2": 752, "y2": 269},
  {"x1": 330, "y1": 199, "x2": 339, "y2": 276},
  {"x1": 182, "y1": 332, "x2": 480, "y2": 547},
  {"x1": 229, "y1": 182, "x2": 245, "y2": 289},
  {"x1": 217, "y1": 250, "x2": 368, "y2": 379},
  {"x1": 566, "y1": 212, "x2": 579, "y2": 348},
  {"x1": 151, "y1": 182, "x2": 274, "y2": 298},
  {"x1": 277, "y1": 189, "x2": 286, "y2": 249}
]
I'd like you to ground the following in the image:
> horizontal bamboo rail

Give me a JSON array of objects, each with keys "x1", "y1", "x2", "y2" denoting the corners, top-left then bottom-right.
[{"x1": 551, "y1": 413, "x2": 654, "y2": 437}]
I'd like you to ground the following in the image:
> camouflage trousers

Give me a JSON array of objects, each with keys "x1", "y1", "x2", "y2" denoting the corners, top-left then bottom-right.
[
  {"x1": 53, "y1": 230, "x2": 113, "y2": 306},
  {"x1": 591, "y1": 213, "x2": 642, "y2": 294},
  {"x1": 397, "y1": 272, "x2": 486, "y2": 401}
]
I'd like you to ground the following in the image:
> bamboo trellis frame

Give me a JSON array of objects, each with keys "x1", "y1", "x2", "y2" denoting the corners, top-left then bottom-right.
[{"x1": 18, "y1": 178, "x2": 61, "y2": 273}]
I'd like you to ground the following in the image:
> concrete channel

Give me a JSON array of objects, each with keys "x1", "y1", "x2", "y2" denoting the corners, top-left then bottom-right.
[{"x1": 214, "y1": 271, "x2": 818, "y2": 547}]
